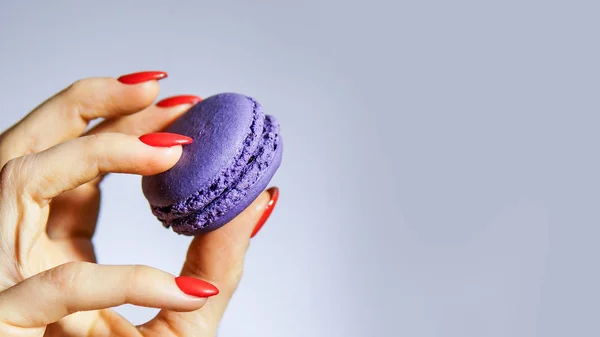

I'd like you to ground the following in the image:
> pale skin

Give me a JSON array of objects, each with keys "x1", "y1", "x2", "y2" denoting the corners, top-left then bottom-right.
[{"x1": 0, "y1": 77, "x2": 272, "y2": 336}]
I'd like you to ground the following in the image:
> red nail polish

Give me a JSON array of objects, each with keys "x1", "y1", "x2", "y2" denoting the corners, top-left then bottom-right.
[
  {"x1": 251, "y1": 187, "x2": 279, "y2": 238},
  {"x1": 139, "y1": 132, "x2": 193, "y2": 147},
  {"x1": 117, "y1": 71, "x2": 168, "y2": 84},
  {"x1": 156, "y1": 95, "x2": 202, "y2": 108},
  {"x1": 175, "y1": 276, "x2": 219, "y2": 297}
]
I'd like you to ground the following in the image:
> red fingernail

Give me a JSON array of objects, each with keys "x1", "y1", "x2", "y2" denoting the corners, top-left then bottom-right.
[
  {"x1": 117, "y1": 71, "x2": 168, "y2": 84},
  {"x1": 156, "y1": 95, "x2": 202, "y2": 108},
  {"x1": 139, "y1": 132, "x2": 193, "y2": 147},
  {"x1": 251, "y1": 187, "x2": 279, "y2": 238},
  {"x1": 175, "y1": 276, "x2": 219, "y2": 297}
]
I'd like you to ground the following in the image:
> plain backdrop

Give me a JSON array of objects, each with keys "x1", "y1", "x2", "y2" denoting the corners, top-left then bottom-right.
[{"x1": 1, "y1": 1, "x2": 600, "y2": 336}]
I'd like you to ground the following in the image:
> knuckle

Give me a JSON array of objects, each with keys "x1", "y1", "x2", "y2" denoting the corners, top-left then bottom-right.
[
  {"x1": 67, "y1": 78, "x2": 89, "y2": 95},
  {"x1": 66, "y1": 78, "x2": 102, "y2": 102},
  {"x1": 8, "y1": 154, "x2": 57, "y2": 203},
  {"x1": 79, "y1": 134, "x2": 112, "y2": 171},
  {"x1": 128, "y1": 265, "x2": 152, "y2": 283},
  {"x1": 125, "y1": 265, "x2": 153, "y2": 297},
  {"x1": 80, "y1": 133, "x2": 103, "y2": 146},
  {"x1": 0, "y1": 159, "x2": 18, "y2": 188},
  {"x1": 64, "y1": 78, "x2": 100, "y2": 121},
  {"x1": 79, "y1": 133, "x2": 107, "y2": 155},
  {"x1": 0, "y1": 157, "x2": 31, "y2": 195},
  {"x1": 42, "y1": 261, "x2": 89, "y2": 292}
]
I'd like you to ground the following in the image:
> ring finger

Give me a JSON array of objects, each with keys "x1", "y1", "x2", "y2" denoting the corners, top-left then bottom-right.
[{"x1": 0, "y1": 71, "x2": 167, "y2": 167}]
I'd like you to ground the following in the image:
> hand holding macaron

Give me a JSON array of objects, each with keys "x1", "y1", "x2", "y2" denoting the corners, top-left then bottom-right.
[{"x1": 0, "y1": 71, "x2": 280, "y2": 337}]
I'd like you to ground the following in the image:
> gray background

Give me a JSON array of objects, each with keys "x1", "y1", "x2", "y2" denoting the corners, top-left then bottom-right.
[{"x1": 1, "y1": 1, "x2": 599, "y2": 336}]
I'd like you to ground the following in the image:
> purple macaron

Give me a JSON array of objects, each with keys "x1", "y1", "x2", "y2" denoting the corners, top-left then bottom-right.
[{"x1": 142, "y1": 93, "x2": 282, "y2": 235}]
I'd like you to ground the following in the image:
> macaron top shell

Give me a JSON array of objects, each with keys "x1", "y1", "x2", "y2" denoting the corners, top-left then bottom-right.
[{"x1": 142, "y1": 93, "x2": 262, "y2": 207}]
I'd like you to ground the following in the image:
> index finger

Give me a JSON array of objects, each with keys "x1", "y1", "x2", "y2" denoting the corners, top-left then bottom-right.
[{"x1": 16, "y1": 132, "x2": 188, "y2": 203}]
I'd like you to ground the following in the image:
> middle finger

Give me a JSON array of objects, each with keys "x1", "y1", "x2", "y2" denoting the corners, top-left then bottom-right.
[
  {"x1": 87, "y1": 94, "x2": 202, "y2": 136},
  {"x1": 46, "y1": 95, "x2": 201, "y2": 240}
]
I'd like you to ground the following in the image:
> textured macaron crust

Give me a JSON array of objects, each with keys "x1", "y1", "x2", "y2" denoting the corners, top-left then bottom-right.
[{"x1": 142, "y1": 93, "x2": 282, "y2": 235}]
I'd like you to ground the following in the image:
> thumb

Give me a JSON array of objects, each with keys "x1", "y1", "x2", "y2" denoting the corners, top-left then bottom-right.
[
  {"x1": 143, "y1": 187, "x2": 279, "y2": 337},
  {"x1": 0, "y1": 262, "x2": 219, "y2": 328}
]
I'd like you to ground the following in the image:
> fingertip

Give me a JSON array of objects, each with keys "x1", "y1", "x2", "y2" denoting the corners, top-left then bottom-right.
[
  {"x1": 137, "y1": 132, "x2": 192, "y2": 173},
  {"x1": 164, "y1": 145, "x2": 184, "y2": 165},
  {"x1": 141, "y1": 144, "x2": 183, "y2": 175},
  {"x1": 250, "y1": 187, "x2": 279, "y2": 238},
  {"x1": 245, "y1": 189, "x2": 274, "y2": 223},
  {"x1": 116, "y1": 71, "x2": 166, "y2": 106},
  {"x1": 121, "y1": 79, "x2": 161, "y2": 108}
]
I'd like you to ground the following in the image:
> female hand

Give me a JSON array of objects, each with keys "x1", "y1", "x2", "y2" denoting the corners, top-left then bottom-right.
[{"x1": 0, "y1": 71, "x2": 278, "y2": 337}]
